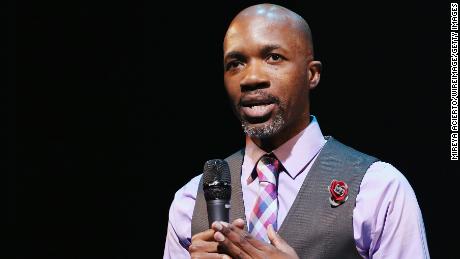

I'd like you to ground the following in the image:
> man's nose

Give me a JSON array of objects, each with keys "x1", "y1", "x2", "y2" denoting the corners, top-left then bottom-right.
[{"x1": 240, "y1": 61, "x2": 270, "y2": 92}]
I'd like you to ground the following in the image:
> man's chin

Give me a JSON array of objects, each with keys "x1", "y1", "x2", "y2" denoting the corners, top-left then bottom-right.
[
  {"x1": 241, "y1": 116, "x2": 285, "y2": 138},
  {"x1": 240, "y1": 113, "x2": 272, "y2": 125}
]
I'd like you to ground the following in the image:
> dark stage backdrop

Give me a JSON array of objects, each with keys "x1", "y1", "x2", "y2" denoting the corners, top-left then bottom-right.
[{"x1": 14, "y1": 1, "x2": 456, "y2": 258}]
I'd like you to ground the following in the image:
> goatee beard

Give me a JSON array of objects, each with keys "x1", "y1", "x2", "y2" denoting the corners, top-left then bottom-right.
[{"x1": 241, "y1": 108, "x2": 286, "y2": 138}]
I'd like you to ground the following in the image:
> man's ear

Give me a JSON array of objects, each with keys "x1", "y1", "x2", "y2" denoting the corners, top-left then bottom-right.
[{"x1": 308, "y1": 60, "x2": 322, "y2": 90}]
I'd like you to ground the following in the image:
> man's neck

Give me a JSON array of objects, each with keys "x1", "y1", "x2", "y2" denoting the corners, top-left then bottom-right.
[{"x1": 251, "y1": 116, "x2": 311, "y2": 152}]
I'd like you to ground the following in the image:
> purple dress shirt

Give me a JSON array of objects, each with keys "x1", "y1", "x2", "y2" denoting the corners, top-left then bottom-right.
[{"x1": 163, "y1": 116, "x2": 430, "y2": 258}]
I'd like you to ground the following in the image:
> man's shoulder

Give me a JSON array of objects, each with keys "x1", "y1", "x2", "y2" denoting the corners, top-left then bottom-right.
[
  {"x1": 336, "y1": 136, "x2": 412, "y2": 190},
  {"x1": 173, "y1": 173, "x2": 202, "y2": 201},
  {"x1": 364, "y1": 161, "x2": 413, "y2": 188},
  {"x1": 356, "y1": 161, "x2": 420, "y2": 221},
  {"x1": 328, "y1": 138, "x2": 413, "y2": 189},
  {"x1": 327, "y1": 137, "x2": 379, "y2": 162},
  {"x1": 359, "y1": 161, "x2": 418, "y2": 205}
]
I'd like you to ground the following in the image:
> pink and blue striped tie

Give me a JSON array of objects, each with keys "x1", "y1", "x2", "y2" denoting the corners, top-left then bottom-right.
[{"x1": 249, "y1": 154, "x2": 280, "y2": 243}]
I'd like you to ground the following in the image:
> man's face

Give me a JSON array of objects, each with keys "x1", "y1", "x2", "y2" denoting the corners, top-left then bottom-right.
[{"x1": 223, "y1": 16, "x2": 312, "y2": 139}]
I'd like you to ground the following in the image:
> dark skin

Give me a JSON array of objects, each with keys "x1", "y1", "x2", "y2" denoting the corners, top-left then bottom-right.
[
  {"x1": 189, "y1": 219, "x2": 297, "y2": 259},
  {"x1": 224, "y1": 5, "x2": 321, "y2": 152},
  {"x1": 189, "y1": 4, "x2": 321, "y2": 259}
]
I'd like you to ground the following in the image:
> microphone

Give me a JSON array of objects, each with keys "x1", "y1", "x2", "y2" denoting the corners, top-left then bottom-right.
[{"x1": 202, "y1": 159, "x2": 231, "y2": 227}]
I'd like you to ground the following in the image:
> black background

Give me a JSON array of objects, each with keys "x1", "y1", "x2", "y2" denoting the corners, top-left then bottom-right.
[{"x1": 13, "y1": 1, "x2": 457, "y2": 258}]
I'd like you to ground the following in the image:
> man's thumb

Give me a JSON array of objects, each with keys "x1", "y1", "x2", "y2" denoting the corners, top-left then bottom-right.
[
  {"x1": 267, "y1": 224, "x2": 286, "y2": 248},
  {"x1": 267, "y1": 225, "x2": 299, "y2": 258}
]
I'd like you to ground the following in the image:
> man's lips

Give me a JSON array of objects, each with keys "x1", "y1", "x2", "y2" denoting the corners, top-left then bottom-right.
[
  {"x1": 239, "y1": 96, "x2": 278, "y2": 121},
  {"x1": 240, "y1": 103, "x2": 276, "y2": 119},
  {"x1": 239, "y1": 95, "x2": 277, "y2": 107}
]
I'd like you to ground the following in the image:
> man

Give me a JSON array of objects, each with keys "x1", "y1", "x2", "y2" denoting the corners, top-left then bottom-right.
[{"x1": 164, "y1": 3, "x2": 429, "y2": 259}]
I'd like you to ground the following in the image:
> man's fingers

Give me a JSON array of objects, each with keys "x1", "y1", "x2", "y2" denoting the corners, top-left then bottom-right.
[
  {"x1": 215, "y1": 221, "x2": 266, "y2": 255},
  {"x1": 189, "y1": 229, "x2": 219, "y2": 254},
  {"x1": 225, "y1": 222, "x2": 269, "y2": 251},
  {"x1": 232, "y1": 218, "x2": 245, "y2": 229},
  {"x1": 214, "y1": 231, "x2": 251, "y2": 259},
  {"x1": 191, "y1": 228, "x2": 216, "y2": 242},
  {"x1": 188, "y1": 239, "x2": 219, "y2": 254},
  {"x1": 190, "y1": 252, "x2": 231, "y2": 259}
]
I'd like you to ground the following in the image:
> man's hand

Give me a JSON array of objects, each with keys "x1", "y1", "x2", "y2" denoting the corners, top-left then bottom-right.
[
  {"x1": 212, "y1": 219, "x2": 299, "y2": 259},
  {"x1": 189, "y1": 225, "x2": 242, "y2": 259}
]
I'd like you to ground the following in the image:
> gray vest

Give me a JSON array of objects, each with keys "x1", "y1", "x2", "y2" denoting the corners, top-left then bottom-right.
[{"x1": 191, "y1": 137, "x2": 378, "y2": 259}]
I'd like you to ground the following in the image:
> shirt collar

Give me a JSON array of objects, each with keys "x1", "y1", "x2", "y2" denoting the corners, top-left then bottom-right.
[{"x1": 243, "y1": 115, "x2": 326, "y2": 183}]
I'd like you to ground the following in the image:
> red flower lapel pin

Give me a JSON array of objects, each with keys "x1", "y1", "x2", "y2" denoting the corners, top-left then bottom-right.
[{"x1": 328, "y1": 179, "x2": 349, "y2": 207}]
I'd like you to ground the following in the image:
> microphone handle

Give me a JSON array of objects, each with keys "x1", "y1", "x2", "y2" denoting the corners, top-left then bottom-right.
[{"x1": 206, "y1": 199, "x2": 230, "y2": 228}]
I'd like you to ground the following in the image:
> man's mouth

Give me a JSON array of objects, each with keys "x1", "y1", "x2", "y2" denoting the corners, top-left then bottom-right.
[
  {"x1": 241, "y1": 103, "x2": 276, "y2": 119},
  {"x1": 239, "y1": 97, "x2": 278, "y2": 122}
]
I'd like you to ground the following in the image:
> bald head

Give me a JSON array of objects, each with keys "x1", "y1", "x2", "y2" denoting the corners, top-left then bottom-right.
[
  {"x1": 222, "y1": 4, "x2": 322, "y2": 148},
  {"x1": 225, "y1": 4, "x2": 314, "y2": 57}
]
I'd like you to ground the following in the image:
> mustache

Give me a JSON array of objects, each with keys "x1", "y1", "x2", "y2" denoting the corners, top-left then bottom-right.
[{"x1": 237, "y1": 90, "x2": 280, "y2": 107}]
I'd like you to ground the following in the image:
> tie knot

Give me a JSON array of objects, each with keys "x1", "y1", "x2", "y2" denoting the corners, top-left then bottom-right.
[{"x1": 256, "y1": 154, "x2": 280, "y2": 184}]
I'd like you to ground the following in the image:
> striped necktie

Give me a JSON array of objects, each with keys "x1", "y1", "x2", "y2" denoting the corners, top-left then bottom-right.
[{"x1": 248, "y1": 154, "x2": 280, "y2": 242}]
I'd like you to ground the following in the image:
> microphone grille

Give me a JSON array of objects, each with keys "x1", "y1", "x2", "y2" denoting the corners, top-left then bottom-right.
[
  {"x1": 203, "y1": 159, "x2": 231, "y2": 186},
  {"x1": 202, "y1": 159, "x2": 231, "y2": 201}
]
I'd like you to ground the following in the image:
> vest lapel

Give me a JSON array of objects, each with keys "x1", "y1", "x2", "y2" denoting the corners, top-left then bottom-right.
[{"x1": 226, "y1": 149, "x2": 247, "y2": 231}]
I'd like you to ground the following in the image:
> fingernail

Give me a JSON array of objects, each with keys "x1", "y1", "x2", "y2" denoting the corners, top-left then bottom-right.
[
  {"x1": 220, "y1": 221, "x2": 229, "y2": 227},
  {"x1": 215, "y1": 232, "x2": 225, "y2": 242},
  {"x1": 235, "y1": 218, "x2": 244, "y2": 224},
  {"x1": 268, "y1": 224, "x2": 274, "y2": 232},
  {"x1": 214, "y1": 222, "x2": 222, "y2": 231}
]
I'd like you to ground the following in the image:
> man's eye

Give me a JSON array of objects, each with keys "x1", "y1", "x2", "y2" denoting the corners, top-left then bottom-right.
[
  {"x1": 267, "y1": 54, "x2": 283, "y2": 62},
  {"x1": 226, "y1": 61, "x2": 243, "y2": 70}
]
